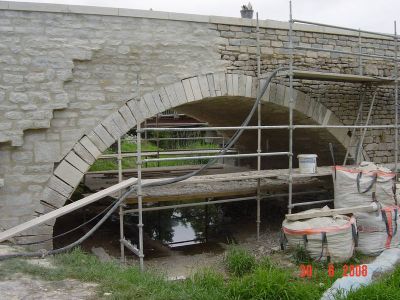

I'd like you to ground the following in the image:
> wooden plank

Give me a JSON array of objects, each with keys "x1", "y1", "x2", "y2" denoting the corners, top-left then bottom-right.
[
  {"x1": 285, "y1": 203, "x2": 378, "y2": 221},
  {"x1": 0, "y1": 177, "x2": 138, "y2": 243},
  {"x1": 126, "y1": 188, "x2": 255, "y2": 204},
  {"x1": 285, "y1": 70, "x2": 394, "y2": 84},
  {"x1": 87, "y1": 164, "x2": 223, "y2": 175}
]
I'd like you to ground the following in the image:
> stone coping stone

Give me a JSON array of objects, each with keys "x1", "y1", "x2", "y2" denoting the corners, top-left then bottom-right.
[{"x1": 0, "y1": 1, "x2": 393, "y2": 39}]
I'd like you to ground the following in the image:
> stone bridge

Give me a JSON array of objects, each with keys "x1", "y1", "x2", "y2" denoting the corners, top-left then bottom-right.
[{"x1": 0, "y1": 2, "x2": 397, "y2": 246}]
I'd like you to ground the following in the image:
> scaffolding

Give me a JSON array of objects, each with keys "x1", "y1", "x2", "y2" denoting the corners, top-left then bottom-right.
[{"x1": 118, "y1": 2, "x2": 399, "y2": 270}]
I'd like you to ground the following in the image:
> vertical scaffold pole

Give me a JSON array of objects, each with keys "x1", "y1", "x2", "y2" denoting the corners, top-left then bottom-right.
[
  {"x1": 137, "y1": 122, "x2": 145, "y2": 271},
  {"x1": 118, "y1": 137, "x2": 125, "y2": 263},
  {"x1": 358, "y1": 29, "x2": 363, "y2": 76},
  {"x1": 288, "y1": 1, "x2": 294, "y2": 214},
  {"x1": 256, "y1": 12, "x2": 261, "y2": 240},
  {"x1": 394, "y1": 21, "x2": 399, "y2": 178}
]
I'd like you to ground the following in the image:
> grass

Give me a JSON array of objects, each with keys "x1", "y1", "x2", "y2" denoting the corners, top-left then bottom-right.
[
  {"x1": 89, "y1": 139, "x2": 221, "y2": 172},
  {"x1": 2, "y1": 247, "x2": 398, "y2": 299},
  {"x1": 225, "y1": 246, "x2": 256, "y2": 277}
]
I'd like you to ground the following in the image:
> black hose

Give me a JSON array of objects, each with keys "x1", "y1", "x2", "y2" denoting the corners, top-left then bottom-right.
[{"x1": 0, "y1": 67, "x2": 288, "y2": 261}]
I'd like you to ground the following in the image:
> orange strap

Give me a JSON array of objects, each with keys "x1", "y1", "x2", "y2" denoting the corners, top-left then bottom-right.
[
  {"x1": 283, "y1": 217, "x2": 356, "y2": 235},
  {"x1": 334, "y1": 166, "x2": 395, "y2": 178}
]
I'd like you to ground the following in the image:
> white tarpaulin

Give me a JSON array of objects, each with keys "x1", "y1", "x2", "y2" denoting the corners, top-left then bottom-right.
[
  {"x1": 282, "y1": 207, "x2": 356, "y2": 262},
  {"x1": 356, "y1": 205, "x2": 400, "y2": 256},
  {"x1": 334, "y1": 162, "x2": 396, "y2": 208},
  {"x1": 321, "y1": 248, "x2": 400, "y2": 300}
]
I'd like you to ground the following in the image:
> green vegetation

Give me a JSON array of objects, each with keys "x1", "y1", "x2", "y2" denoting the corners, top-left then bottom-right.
[
  {"x1": 224, "y1": 246, "x2": 256, "y2": 276},
  {"x1": 3, "y1": 247, "x2": 399, "y2": 299},
  {"x1": 89, "y1": 139, "x2": 220, "y2": 172}
]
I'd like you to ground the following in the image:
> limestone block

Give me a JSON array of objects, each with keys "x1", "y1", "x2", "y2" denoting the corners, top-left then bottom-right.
[
  {"x1": 198, "y1": 75, "x2": 211, "y2": 98},
  {"x1": 189, "y1": 77, "x2": 202, "y2": 100},
  {"x1": 238, "y1": 74, "x2": 246, "y2": 97},
  {"x1": 282, "y1": 86, "x2": 290, "y2": 107},
  {"x1": 151, "y1": 91, "x2": 167, "y2": 112},
  {"x1": 322, "y1": 110, "x2": 332, "y2": 126},
  {"x1": 102, "y1": 116, "x2": 122, "y2": 139},
  {"x1": 112, "y1": 112, "x2": 130, "y2": 134},
  {"x1": 260, "y1": 79, "x2": 270, "y2": 102},
  {"x1": 215, "y1": 72, "x2": 228, "y2": 96},
  {"x1": 158, "y1": 87, "x2": 172, "y2": 109},
  {"x1": 207, "y1": 74, "x2": 217, "y2": 97},
  {"x1": 165, "y1": 84, "x2": 179, "y2": 107},
  {"x1": 213, "y1": 73, "x2": 222, "y2": 97},
  {"x1": 138, "y1": 98, "x2": 153, "y2": 120},
  {"x1": 11, "y1": 151, "x2": 33, "y2": 163},
  {"x1": 65, "y1": 151, "x2": 90, "y2": 173},
  {"x1": 245, "y1": 75, "x2": 253, "y2": 98},
  {"x1": 269, "y1": 83, "x2": 278, "y2": 103},
  {"x1": 47, "y1": 175, "x2": 74, "y2": 197},
  {"x1": 73, "y1": 142, "x2": 95, "y2": 165},
  {"x1": 143, "y1": 94, "x2": 158, "y2": 115},
  {"x1": 34, "y1": 141, "x2": 61, "y2": 163},
  {"x1": 118, "y1": 105, "x2": 137, "y2": 129},
  {"x1": 182, "y1": 78, "x2": 195, "y2": 102},
  {"x1": 173, "y1": 82, "x2": 187, "y2": 105},
  {"x1": 294, "y1": 90, "x2": 308, "y2": 113},
  {"x1": 87, "y1": 131, "x2": 108, "y2": 152},
  {"x1": 53, "y1": 160, "x2": 84, "y2": 188},
  {"x1": 232, "y1": 74, "x2": 239, "y2": 96},
  {"x1": 9, "y1": 92, "x2": 28, "y2": 104},
  {"x1": 306, "y1": 96, "x2": 316, "y2": 118},
  {"x1": 275, "y1": 84, "x2": 285, "y2": 106},
  {"x1": 80, "y1": 136, "x2": 101, "y2": 158},
  {"x1": 93, "y1": 125, "x2": 114, "y2": 148},
  {"x1": 126, "y1": 99, "x2": 144, "y2": 123}
]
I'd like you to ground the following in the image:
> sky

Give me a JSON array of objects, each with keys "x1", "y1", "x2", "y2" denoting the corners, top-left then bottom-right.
[{"x1": 4, "y1": 0, "x2": 400, "y2": 34}]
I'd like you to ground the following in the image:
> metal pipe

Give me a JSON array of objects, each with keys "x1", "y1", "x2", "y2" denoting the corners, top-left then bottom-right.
[
  {"x1": 123, "y1": 190, "x2": 329, "y2": 214},
  {"x1": 142, "y1": 152, "x2": 290, "y2": 163},
  {"x1": 141, "y1": 124, "x2": 397, "y2": 132},
  {"x1": 99, "y1": 149, "x2": 237, "y2": 159},
  {"x1": 288, "y1": 0, "x2": 294, "y2": 214},
  {"x1": 140, "y1": 125, "x2": 291, "y2": 132},
  {"x1": 144, "y1": 137, "x2": 224, "y2": 141},
  {"x1": 136, "y1": 123, "x2": 144, "y2": 271},
  {"x1": 395, "y1": 21, "x2": 399, "y2": 176},
  {"x1": 356, "y1": 90, "x2": 378, "y2": 163},
  {"x1": 117, "y1": 137, "x2": 125, "y2": 264},
  {"x1": 358, "y1": 29, "x2": 363, "y2": 75},
  {"x1": 144, "y1": 122, "x2": 209, "y2": 127},
  {"x1": 293, "y1": 19, "x2": 396, "y2": 39},
  {"x1": 256, "y1": 12, "x2": 262, "y2": 241},
  {"x1": 294, "y1": 125, "x2": 396, "y2": 129},
  {"x1": 290, "y1": 199, "x2": 334, "y2": 208},
  {"x1": 343, "y1": 90, "x2": 365, "y2": 165},
  {"x1": 295, "y1": 46, "x2": 397, "y2": 61}
]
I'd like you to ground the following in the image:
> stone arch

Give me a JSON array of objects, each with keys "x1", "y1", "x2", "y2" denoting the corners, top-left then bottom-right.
[{"x1": 38, "y1": 72, "x2": 354, "y2": 247}]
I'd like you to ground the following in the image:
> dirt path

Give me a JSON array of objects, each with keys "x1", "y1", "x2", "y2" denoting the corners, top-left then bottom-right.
[
  {"x1": 0, "y1": 245, "x2": 98, "y2": 300},
  {"x1": 0, "y1": 275, "x2": 97, "y2": 300}
]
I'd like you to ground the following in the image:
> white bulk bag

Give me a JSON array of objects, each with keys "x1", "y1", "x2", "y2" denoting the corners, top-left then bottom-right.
[
  {"x1": 356, "y1": 205, "x2": 400, "y2": 256},
  {"x1": 333, "y1": 164, "x2": 396, "y2": 208},
  {"x1": 282, "y1": 208, "x2": 356, "y2": 262}
]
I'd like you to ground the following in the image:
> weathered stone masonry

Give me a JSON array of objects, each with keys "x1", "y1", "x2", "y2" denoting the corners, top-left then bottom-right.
[{"x1": 0, "y1": 3, "x2": 397, "y2": 247}]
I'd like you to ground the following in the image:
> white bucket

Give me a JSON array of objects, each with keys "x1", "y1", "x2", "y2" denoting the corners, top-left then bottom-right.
[{"x1": 297, "y1": 154, "x2": 317, "y2": 174}]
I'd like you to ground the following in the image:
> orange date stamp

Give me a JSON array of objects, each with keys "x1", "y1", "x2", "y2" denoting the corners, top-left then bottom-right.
[{"x1": 299, "y1": 264, "x2": 368, "y2": 278}]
